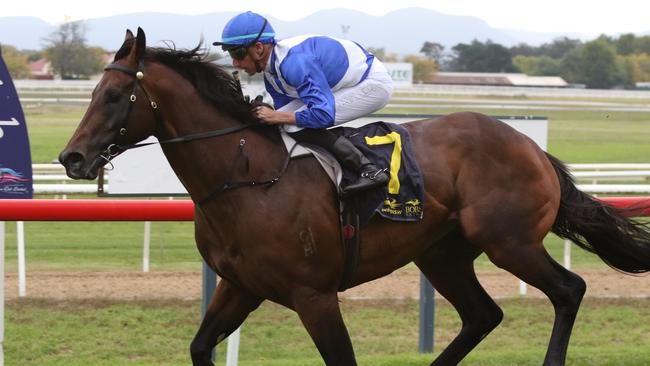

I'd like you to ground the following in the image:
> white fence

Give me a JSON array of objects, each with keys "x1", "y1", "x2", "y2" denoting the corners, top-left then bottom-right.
[
  {"x1": 33, "y1": 163, "x2": 650, "y2": 195},
  {"x1": 570, "y1": 163, "x2": 650, "y2": 194},
  {"x1": 394, "y1": 84, "x2": 650, "y2": 99},
  {"x1": 14, "y1": 79, "x2": 650, "y2": 99},
  {"x1": 32, "y1": 163, "x2": 106, "y2": 194}
]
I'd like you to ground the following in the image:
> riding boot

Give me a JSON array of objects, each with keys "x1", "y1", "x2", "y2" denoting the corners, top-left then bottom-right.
[
  {"x1": 329, "y1": 136, "x2": 389, "y2": 196},
  {"x1": 288, "y1": 129, "x2": 389, "y2": 196}
]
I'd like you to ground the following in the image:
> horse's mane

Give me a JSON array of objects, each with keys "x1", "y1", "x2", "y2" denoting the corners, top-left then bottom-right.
[{"x1": 114, "y1": 39, "x2": 263, "y2": 127}]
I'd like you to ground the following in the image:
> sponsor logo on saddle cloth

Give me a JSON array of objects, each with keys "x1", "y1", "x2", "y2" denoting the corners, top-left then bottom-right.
[
  {"x1": 383, "y1": 198, "x2": 423, "y2": 218},
  {"x1": 281, "y1": 121, "x2": 424, "y2": 224}
]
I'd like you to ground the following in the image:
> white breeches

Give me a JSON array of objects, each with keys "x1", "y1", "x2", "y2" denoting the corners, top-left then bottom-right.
[{"x1": 279, "y1": 60, "x2": 393, "y2": 133}]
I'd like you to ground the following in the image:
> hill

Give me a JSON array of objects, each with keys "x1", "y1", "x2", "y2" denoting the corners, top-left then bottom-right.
[{"x1": 1, "y1": 8, "x2": 591, "y2": 54}]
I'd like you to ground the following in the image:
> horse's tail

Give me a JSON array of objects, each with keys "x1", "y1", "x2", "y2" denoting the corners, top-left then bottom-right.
[{"x1": 547, "y1": 153, "x2": 650, "y2": 274}]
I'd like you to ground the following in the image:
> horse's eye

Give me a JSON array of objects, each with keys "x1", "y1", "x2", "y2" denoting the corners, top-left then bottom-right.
[{"x1": 104, "y1": 88, "x2": 123, "y2": 104}]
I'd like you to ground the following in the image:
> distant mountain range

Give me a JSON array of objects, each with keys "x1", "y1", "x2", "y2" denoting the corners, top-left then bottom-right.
[{"x1": 0, "y1": 8, "x2": 631, "y2": 54}]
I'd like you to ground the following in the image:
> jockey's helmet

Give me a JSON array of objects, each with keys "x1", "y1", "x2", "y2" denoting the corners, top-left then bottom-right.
[{"x1": 213, "y1": 11, "x2": 275, "y2": 51}]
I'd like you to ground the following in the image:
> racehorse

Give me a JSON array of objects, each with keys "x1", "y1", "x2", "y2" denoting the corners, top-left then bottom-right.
[{"x1": 59, "y1": 28, "x2": 650, "y2": 366}]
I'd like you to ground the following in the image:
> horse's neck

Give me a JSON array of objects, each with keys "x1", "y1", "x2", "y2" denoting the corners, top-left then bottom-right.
[{"x1": 158, "y1": 107, "x2": 284, "y2": 202}]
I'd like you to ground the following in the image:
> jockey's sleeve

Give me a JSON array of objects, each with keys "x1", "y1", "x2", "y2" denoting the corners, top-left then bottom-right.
[
  {"x1": 263, "y1": 76, "x2": 293, "y2": 110},
  {"x1": 280, "y1": 53, "x2": 335, "y2": 128}
]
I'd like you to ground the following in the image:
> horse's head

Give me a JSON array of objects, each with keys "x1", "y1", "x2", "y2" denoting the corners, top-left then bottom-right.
[{"x1": 59, "y1": 28, "x2": 160, "y2": 179}]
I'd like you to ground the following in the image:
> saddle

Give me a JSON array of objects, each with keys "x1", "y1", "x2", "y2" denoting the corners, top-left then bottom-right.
[{"x1": 281, "y1": 121, "x2": 425, "y2": 290}]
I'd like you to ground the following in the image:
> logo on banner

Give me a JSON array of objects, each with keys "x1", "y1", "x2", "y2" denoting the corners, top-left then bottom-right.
[
  {"x1": 0, "y1": 165, "x2": 30, "y2": 195},
  {"x1": 0, "y1": 49, "x2": 33, "y2": 199}
]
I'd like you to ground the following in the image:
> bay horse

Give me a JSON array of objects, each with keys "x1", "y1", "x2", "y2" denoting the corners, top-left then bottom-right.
[{"x1": 59, "y1": 28, "x2": 650, "y2": 366}]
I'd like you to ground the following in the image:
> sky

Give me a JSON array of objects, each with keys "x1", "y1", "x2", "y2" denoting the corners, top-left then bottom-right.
[{"x1": 4, "y1": 0, "x2": 650, "y2": 36}]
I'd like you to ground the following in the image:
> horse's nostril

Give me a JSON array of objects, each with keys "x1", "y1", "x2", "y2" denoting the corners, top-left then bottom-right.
[
  {"x1": 59, "y1": 151, "x2": 86, "y2": 179},
  {"x1": 60, "y1": 151, "x2": 84, "y2": 167}
]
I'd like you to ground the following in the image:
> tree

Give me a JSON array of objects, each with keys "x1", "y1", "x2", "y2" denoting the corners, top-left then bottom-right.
[
  {"x1": 634, "y1": 36, "x2": 650, "y2": 55},
  {"x1": 419, "y1": 41, "x2": 444, "y2": 66},
  {"x1": 512, "y1": 55, "x2": 535, "y2": 74},
  {"x1": 581, "y1": 39, "x2": 619, "y2": 88},
  {"x1": 1, "y1": 45, "x2": 30, "y2": 79},
  {"x1": 616, "y1": 33, "x2": 636, "y2": 56},
  {"x1": 403, "y1": 55, "x2": 436, "y2": 83},
  {"x1": 539, "y1": 37, "x2": 583, "y2": 59},
  {"x1": 621, "y1": 53, "x2": 650, "y2": 82},
  {"x1": 534, "y1": 56, "x2": 562, "y2": 76},
  {"x1": 560, "y1": 40, "x2": 622, "y2": 88},
  {"x1": 450, "y1": 39, "x2": 517, "y2": 72},
  {"x1": 513, "y1": 55, "x2": 560, "y2": 76},
  {"x1": 614, "y1": 55, "x2": 635, "y2": 88},
  {"x1": 559, "y1": 47, "x2": 584, "y2": 84},
  {"x1": 510, "y1": 43, "x2": 540, "y2": 57},
  {"x1": 44, "y1": 21, "x2": 104, "y2": 79}
]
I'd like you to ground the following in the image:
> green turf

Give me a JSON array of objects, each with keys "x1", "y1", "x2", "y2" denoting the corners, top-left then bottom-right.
[
  {"x1": 24, "y1": 105, "x2": 81, "y2": 164},
  {"x1": 5, "y1": 297, "x2": 650, "y2": 366},
  {"x1": 2, "y1": 221, "x2": 199, "y2": 272}
]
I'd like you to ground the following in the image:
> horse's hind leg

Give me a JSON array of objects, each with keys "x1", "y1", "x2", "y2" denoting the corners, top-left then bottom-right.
[
  {"x1": 190, "y1": 279, "x2": 262, "y2": 366},
  {"x1": 415, "y1": 227, "x2": 504, "y2": 366},
  {"x1": 292, "y1": 288, "x2": 357, "y2": 366},
  {"x1": 483, "y1": 241, "x2": 586, "y2": 366}
]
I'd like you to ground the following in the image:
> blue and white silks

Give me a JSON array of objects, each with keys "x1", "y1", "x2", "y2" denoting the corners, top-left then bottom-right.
[{"x1": 263, "y1": 35, "x2": 393, "y2": 131}]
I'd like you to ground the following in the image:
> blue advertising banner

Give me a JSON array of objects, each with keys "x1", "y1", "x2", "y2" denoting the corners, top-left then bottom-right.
[{"x1": 0, "y1": 47, "x2": 33, "y2": 199}]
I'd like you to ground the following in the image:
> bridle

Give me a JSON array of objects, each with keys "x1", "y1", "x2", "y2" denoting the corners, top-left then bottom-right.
[
  {"x1": 100, "y1": 56, "x2": 292, "y2": 204},
  {"x1": 101, "y1": 58, "x2": 249, "y2": 164}
]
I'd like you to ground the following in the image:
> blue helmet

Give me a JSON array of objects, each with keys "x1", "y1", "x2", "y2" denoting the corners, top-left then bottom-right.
[{"x1": 213, "y1": 11, "x2": 275, "y2": 50}]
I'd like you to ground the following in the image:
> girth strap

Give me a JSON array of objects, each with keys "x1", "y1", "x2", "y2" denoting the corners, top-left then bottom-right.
[{"x1": 338, "y1": 200, "x2": 361, "y2": 291}]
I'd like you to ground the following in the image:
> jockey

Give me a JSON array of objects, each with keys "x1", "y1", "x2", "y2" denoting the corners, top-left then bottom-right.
[{"x1": 213, "y1": 11, "x2": 392, "y2": 196}]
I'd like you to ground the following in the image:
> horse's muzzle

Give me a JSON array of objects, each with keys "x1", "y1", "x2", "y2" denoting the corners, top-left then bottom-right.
[{"x1": 58, "y1": 150, "x2": 99, "y2": 180}]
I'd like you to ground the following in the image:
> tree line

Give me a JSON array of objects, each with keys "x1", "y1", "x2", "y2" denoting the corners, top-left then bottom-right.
[
  {"x1": 375, "y1": 34, "x2": 650, "y2": 89},
  {"x1": 3, "y1": 21, "x2": 106, "y2": 80},
  {"x1": 5, "y1": 20, "x2": 650, "y2": 89}
]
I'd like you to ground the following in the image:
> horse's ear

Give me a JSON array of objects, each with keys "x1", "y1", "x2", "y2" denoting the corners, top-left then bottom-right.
[
  {"x1": 124, "y1": 29, "x2": 134, "y2": 41},
  {"x1": 135, "y1": 27, "x2": 146, "y2": 60}
]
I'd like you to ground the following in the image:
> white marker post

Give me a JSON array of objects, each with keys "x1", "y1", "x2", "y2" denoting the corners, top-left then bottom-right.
[
  {"x1": 17, "y1": 221, "x2": 25, "y2": 297},
  {"x1": 563, "y1": 239, "x2": 572, "y2": 270},
  {"x1": 226, "y1": 327, "x2": 241, "y2": 366},
  {"x1": 143, "y1": 221, "x2": 151, "y2": 272}
]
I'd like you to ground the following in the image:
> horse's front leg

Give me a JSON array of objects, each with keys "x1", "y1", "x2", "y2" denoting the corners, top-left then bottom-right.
[
  {"x1": 292, "y1": 287, "x2": 357, "y2": 366},
  {"x1": 190, "y1": 279, "x2": 263, "y2": 366}
]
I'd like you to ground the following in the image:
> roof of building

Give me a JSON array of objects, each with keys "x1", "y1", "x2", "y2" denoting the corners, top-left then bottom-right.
[{"x1": 28, "y1": 58, "x2": 50, "y2": 72}]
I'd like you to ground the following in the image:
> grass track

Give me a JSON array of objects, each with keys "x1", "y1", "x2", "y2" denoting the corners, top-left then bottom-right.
[{"x1": 6, "y1": 298, "x2": 650, "y2": 366}]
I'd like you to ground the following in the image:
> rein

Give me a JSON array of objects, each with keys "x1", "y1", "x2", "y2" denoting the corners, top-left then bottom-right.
[
  {"x1": 198, "y1": 139, "x2": 298, "y2": 205},
  {"x1": 102, "y1": 58, "x2": 294, "y2": 204}
]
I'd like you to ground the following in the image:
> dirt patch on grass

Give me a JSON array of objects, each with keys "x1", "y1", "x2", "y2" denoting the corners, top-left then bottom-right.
[{"x1": 4, "y1": 268, "x2": 649, "y2": 301}]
